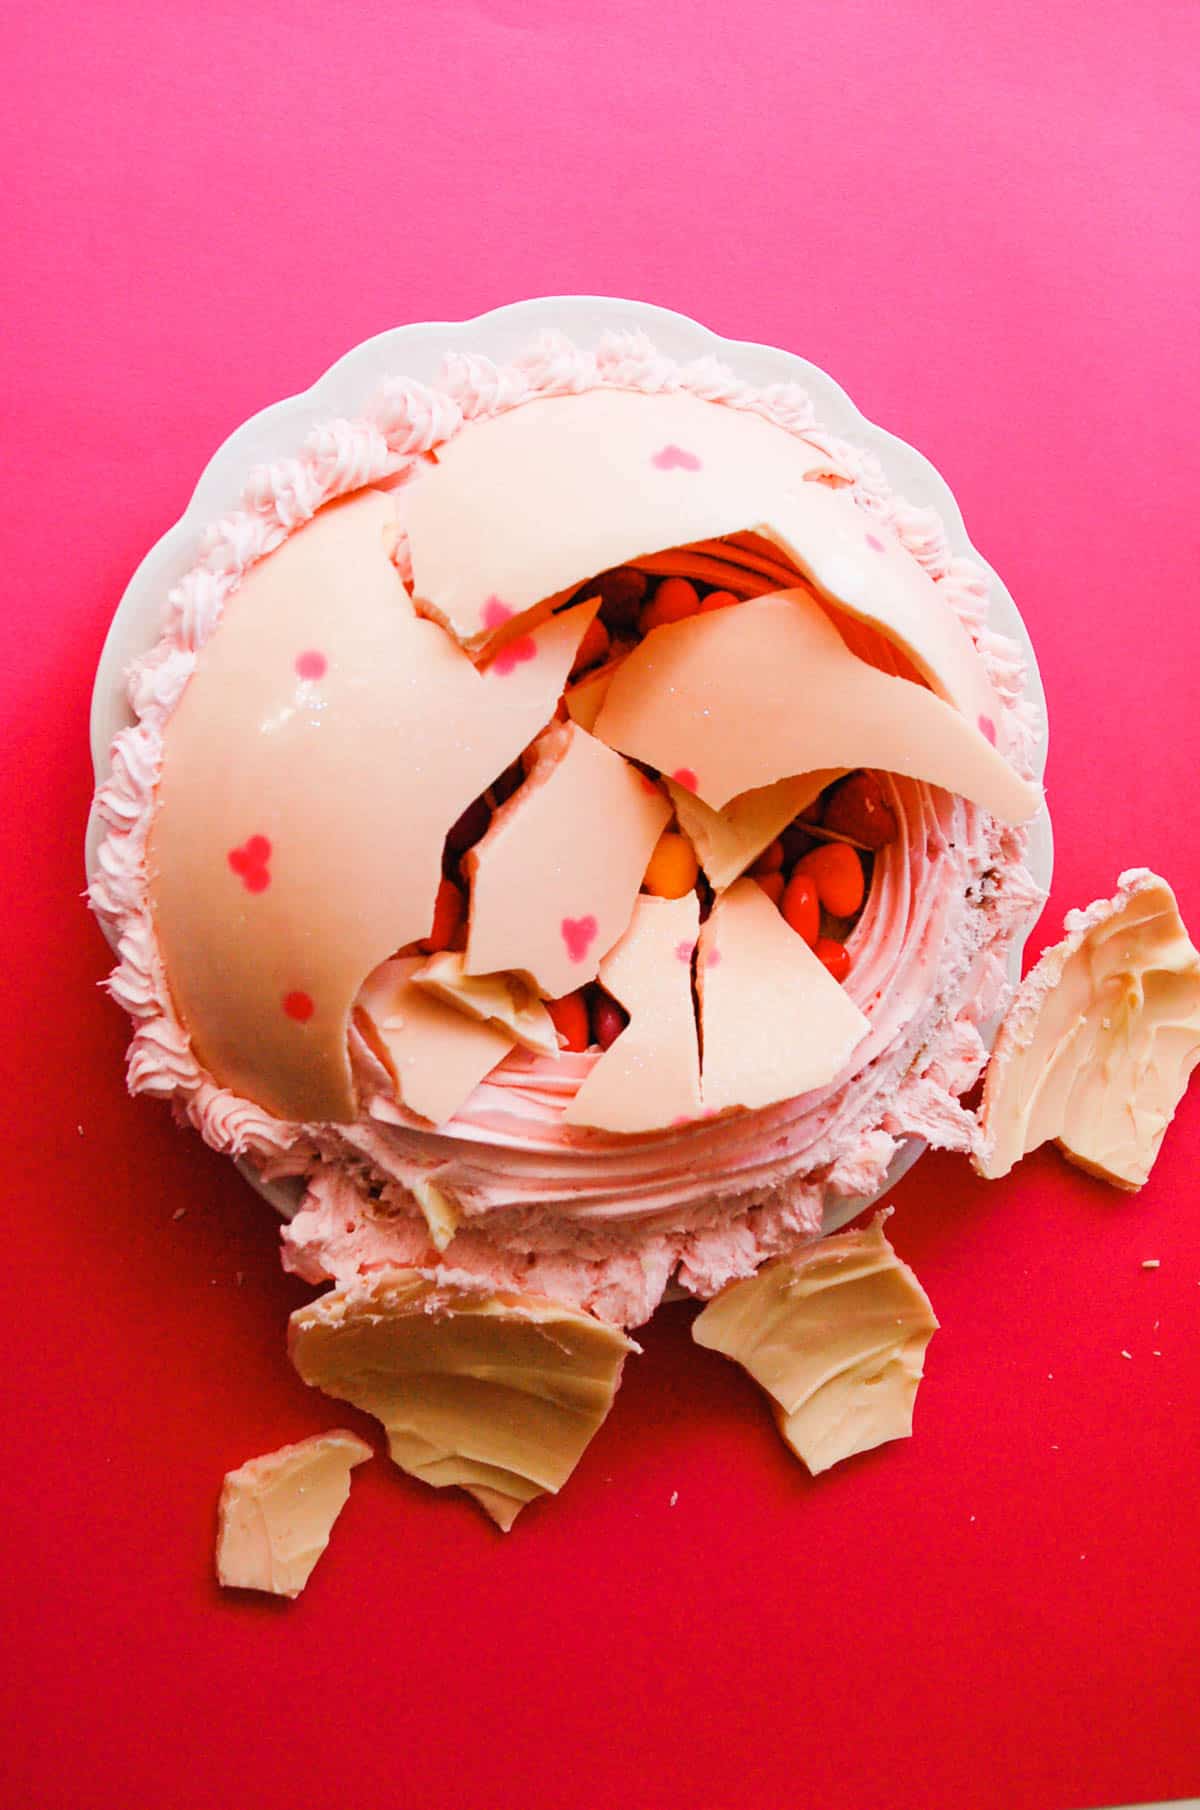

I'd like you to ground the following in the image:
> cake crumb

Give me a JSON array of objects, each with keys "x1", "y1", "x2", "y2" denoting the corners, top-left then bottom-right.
[
  {"x1": 1120, "y1": 1349, "x2": 1133, "y2": 1360},
  {"x1": 76, "y1": 1124, "x2": 83, "y2": 1136},
  {"x1": 669, "y1": 1490, "x2": 679, "y2": 1507},
  {"x1": 1141, "y1": 1258, "x2": 1160, "y2": 1269},
  {"x1": 236, "y1": 1271, "x2": 246, "y2": 1287},
  {"x1": 1153, "y1": 1349, "x2": 1162, "y2": 1356},
  {"x1": 172, "y1": 1207, "x2": 186, "y2": 1221}
]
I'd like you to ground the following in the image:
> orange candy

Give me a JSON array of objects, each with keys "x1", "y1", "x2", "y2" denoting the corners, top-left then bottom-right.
[
  {"x1": 643, "y1": 830, "x2": 700, "y2": 899},
  {"x1": 423, "y1": 876, "x2": 465, "y2": 952},
  {"x1": 781, "y1": 872, "x2": 820, "y2": 947},
  {"x1": 571, "y1": 615, "x2": 611, "y2": 675},
  {"x1": 639, "y1": 576, "x2": 701, "y2": 635},
  {"x1": 815, "y1": 937, "x2": 852, "y2": 982},
  {"x1": 699, "y1": 589, "x2": 740, "y2": 613},
  {"x1": 755, "y1": 870, "x2": 785, "y2": 907},
  {"x1": 546, "y1": 991, "x2": 591, "y2": 1053},
  {"x1": 796, "y1": 842, "x2": 865, "y2": 918}
]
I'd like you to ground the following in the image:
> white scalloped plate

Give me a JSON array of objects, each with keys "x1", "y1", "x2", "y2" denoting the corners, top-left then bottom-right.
[{"x1": 85, "y1": 295, "x2": 1053, "y2": 1233}]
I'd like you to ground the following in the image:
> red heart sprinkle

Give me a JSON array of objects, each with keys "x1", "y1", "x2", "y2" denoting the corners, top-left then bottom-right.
[
  {"x1": 295, "y1": 649, "x2": 328, "y2": 680},
  {"x1": 482, "y1": 595, "x2": 515, "y2": 629},
  {"x1": 652, "y1": 445, "x2": 703, "y2": 472},
  {"x1": 282, "y1": 990, "x2": 315, "y2": 1022},
  {"x1": 491, "y1": 635, "x2": 537, "y2": 676},
  {"x1": 671, "y1": 767, "x2": 698, "y2": 793},
  {"x1": 978, "y1": 714, "x2": 997, "y2": 745},
  {"x1": 227, "y1": 836, "x2": 272, "y2": 891},
  {"x1": 561, "y1": 914, "x2": 598, "y2": 963}
]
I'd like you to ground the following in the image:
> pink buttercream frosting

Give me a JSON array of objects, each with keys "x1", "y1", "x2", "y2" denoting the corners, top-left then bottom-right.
[{"x1": 89, "y1": 330, "x2": 1045, "y2": 1326}]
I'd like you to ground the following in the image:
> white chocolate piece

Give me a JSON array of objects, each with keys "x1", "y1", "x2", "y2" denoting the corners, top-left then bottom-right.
[
  {"x1": 356, "y1": 958, "x2": 514, "y2": 1127},
  {"x1": 666, "y1": 772, "x2": 842, "y2": 891},
  {"x1": 215, "y1": 1430, "x2": 372, "y2": 1598},
  {"x1": 413, "y1": 952, "x2": 559, "y2": 1057},
  {"x1": 150, "y1": 488, "x2": 598, "y2": 1124},
  {"x1": 464, "y1": 722, "x2": 671, "y2": 999},
  {"x1": 594, "y1": 592, "x2": 1039, "y2": 823},
  {"x1": 564, "y1": 656, "x2": 625, "y2": 733},
  {"x1": 697, "y1": 878, "x2": 869, "y2": 1113},
  {"x1": 566, "y1": 894, "x2": 703, "y2": 1133},
  {"x1": 692, "y1": 1218, "x2": 938, "y2": 1475},
  {"x1": 411, "y1": 1177, "x2": 461, "y2": 1253},
  {"x1": 976, "y1": 869, "x2": 1200, "y2": 1189},
  {"x1": 288, "y1": 1270, "x2": 636, "y2": 1530},
  {"x1": 406, "y1": 388, "x2": 847, "y2": 645},
  {"x1": 756, "y1": 483, "x2": 1000, "y2": 728}
]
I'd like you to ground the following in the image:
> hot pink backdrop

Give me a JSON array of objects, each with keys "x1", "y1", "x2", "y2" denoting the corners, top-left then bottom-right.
[{"x1": 3, "y1": 3, "x2": 1198, "y2": 1807}]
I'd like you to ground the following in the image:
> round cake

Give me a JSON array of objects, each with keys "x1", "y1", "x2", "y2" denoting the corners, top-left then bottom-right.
[{"x1": 89, "y1": 329, "x2": 1047, "y2": 1331}]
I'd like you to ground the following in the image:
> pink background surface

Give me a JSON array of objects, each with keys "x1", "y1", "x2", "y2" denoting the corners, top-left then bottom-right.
[{"x1": 3, "y1": 3, "x2": 1198, "y2": 1807}]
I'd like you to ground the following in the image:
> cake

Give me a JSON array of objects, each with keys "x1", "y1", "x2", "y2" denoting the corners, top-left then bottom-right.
[{"x1": 89, "y1": 329, "x2": 1048, "y2": 1520}]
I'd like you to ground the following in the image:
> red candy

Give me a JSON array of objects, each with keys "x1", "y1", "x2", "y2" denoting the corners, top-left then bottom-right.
[
  {"x1": 546, "y1": 991, "x2": 591, "y2": 1053},
  {"x1": 795, "y1": 842, "x2": 865, "y2": 918},
  {"x1": 755, "y1": 870, "x2": 785, "y2": 907},
  {"x1": 591, "y1": 993, "x2": 629, "y2": 1051},
  {"x1": 639, "y1": 576, "x2": 701, "y2": 634},
  {"x1": 423, "y1": 876, "x2": 465, "y2": 953},
  {"x1": 594, "y1": 567, "x2": 648, "y2": 635},
  {"x1": 751, "y1": 839, "x2": 784, "y2": 875},
  {"x1": 698, "y1": 589, "x2": 739, "y2": 613},
  {"x1": 781, "y1": 872, "x2": 820, "y2": 947},
  {"x1": 816, "y1": 937, "x2": 852, "y2": 982},
  {"x1": 822, "y1": 770, "x2": 898, "y2": 849}
]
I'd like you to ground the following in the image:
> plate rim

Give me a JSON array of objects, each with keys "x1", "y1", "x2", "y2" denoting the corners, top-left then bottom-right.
[{"x1": 83, "y1": 294, "x2": 1054, "y2": 1234}]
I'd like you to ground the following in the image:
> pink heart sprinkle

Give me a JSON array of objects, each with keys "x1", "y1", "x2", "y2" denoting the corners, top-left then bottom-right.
[
  {"x1": 865, "y1": 532, "x2": 886, "y2": 553},
  {"x1": 561, "y1": 914, "x2": 598, "y2": 963},
  {"x1": 491, "y1": 635, "x2": 537, "y2": 677},
  {"x1": 671, "y1": 767, "x2": 698, "y2": 793},
  {"x1": 227, "y1": 835, "x2": 272, "y2": 892},
  {"x1": 706, "y1": 946, "x2": 721, "y2": 967},
  {"x1": 978, "y1": 714, "x2": 997, "y2": 745},
  {"x1": 282, "y1": 990, "x2": 314, "y2": 1023},
  {"x1": 675, "y1": 940, "x2": 696, "y2": 964},
  {"x1": 482, "y1": 595, "x2": 515, "y2": 630},
  {"x1": 652, "y1": 444, "x2": 703, "y2": 472},
  {"x1": 295, "y1": 649, "x2": 328, "y2": 680}
]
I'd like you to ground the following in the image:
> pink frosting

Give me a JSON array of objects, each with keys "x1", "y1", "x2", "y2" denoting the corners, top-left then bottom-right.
[{"x1": 89, "y1": 330, "x2": 1046, "y2": 1326}]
